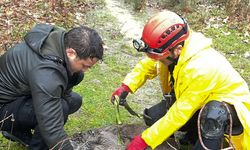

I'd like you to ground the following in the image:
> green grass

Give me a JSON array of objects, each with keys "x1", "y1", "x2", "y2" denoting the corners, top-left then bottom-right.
[
  {"x1": 65, "y1": 58, "x2": 135, "y2": 135},
  {"x1": 1, "y1": 1, "x2": 249, "y2": 149},
  {"x1": 0, "y1": 133, "x2": 25, "y2": 150}
]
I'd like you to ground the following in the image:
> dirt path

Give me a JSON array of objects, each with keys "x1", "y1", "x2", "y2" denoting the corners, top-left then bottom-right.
[
  {"x1": 105, "y1": 0, "x2": 143, "y2": 39},
  {"x1": 104, "y1": 0, "x2": 162, "y2": 109}
]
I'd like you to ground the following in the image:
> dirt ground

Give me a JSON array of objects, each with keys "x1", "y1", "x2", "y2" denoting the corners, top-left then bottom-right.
[{"x1": 70, "y1": 124, "x2": 180, "y2": 150}]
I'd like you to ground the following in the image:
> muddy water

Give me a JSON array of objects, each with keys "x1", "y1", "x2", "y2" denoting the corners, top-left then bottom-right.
[{"x1": 71, "y1": 124, "x2": 179, "y2": 150}]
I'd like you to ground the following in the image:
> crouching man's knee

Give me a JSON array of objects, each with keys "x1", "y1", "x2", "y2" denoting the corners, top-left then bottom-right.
[
  {"x1": 62, "y1": 92, "x2": 82, "y2": 123},
  {"x1": 65, "y1": 92, "x2": 82, "y2": 115},
  {"x1": 200, "y1": 100, "x2": 229, "y2": 139}
]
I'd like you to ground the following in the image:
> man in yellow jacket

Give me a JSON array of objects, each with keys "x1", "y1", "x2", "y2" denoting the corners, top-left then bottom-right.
[{"x1": 111, "y1": 11, "x2": 250, "y2": 149}]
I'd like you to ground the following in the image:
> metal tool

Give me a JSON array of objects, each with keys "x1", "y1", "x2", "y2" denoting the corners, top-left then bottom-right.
[
  {"x1": 114, "y1": 96, "x2": 152, "y2": 121},
  {"x1": 114, "y1": 96, "x2": 122, "y2": 125}
]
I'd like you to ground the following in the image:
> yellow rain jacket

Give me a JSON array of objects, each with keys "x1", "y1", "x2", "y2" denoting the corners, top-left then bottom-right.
[{"x1": 123, "y1": 31, "x2": 250, "y2": 149}]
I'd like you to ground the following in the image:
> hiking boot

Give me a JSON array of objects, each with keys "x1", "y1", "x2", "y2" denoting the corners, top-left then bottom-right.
[{"x1": 2, "y1": 130, "x2": 32, "y2": 147}]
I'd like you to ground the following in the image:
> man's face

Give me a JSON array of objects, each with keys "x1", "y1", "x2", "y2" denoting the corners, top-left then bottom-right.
[
  {"x1": 69, "y1": 57, "x2": 98, "y2": 73},
  {"x1": 66, "y1": 48, "x2": 99, "y2": 73},
  {"x1": 159, "y1": 45, "x2": 182, "y2": 66},
  {"x1": 159, "y1": 56, "x2": 174, "y2": 66}
]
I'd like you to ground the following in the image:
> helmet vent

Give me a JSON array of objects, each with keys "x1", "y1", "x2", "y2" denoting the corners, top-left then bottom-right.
[
  {"x1": 161, "y1": 35, "x2": 166, "y2": 39},
  {"x1": 166, "y1": 30, "x2": 171, "y2": 35}
]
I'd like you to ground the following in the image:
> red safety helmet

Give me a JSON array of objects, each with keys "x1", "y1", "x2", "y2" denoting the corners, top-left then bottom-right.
[{"x1": 134, "y1": 11, "x2": 189, "y2": 60}]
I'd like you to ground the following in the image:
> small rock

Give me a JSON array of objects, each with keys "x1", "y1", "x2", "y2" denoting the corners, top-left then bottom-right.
[
  {"x1": 244, "y1": 51, "x2": 250, "y2": 59},
  {"x1": 228, "y1": 24, "x2": 237, "y2": 30}
]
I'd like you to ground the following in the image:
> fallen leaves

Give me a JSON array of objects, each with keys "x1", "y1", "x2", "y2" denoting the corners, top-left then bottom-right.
[{"x1": 0, "y1": 0, "x2": 100, "y2": 53}]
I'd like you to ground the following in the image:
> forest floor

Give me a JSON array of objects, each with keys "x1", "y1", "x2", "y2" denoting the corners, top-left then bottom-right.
[{"x1": 0, "y1": 0, "x2": 249, "y2": 149}]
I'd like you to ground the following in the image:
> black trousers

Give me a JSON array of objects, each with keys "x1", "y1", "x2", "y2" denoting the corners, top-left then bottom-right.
[
  {"x1": 0, "y1": 92, "x2": 82, "y2": 150},
  {"x1": 179, "y1": 101, "x2": 243, "y2": 149}
]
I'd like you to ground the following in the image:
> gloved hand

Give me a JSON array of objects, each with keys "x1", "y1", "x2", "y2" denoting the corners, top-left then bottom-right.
[
  {"x1": 126, "y1": 135, "x2": 148, "y2": 150},
  {"x1": 111, "y1": 83, "x2": 131, "y2": 104}
]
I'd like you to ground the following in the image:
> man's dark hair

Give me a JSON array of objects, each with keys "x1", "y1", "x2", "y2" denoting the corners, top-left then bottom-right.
[{"x1": 64, "y1": 25, "x2": 104, "y2": 60}]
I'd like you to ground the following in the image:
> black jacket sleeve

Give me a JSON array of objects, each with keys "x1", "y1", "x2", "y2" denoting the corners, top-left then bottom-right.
[{"x1": 28, "y1": 63, "x2": 73, "y2": 150}]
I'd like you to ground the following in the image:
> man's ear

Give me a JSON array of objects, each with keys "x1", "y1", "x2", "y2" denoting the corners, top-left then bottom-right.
[
  {"x1": 175, "y1": 45, "x2": 183, "y2": 55},
  {"x1": 66, "y1": 48, "x2": 77, "y2": 59}
]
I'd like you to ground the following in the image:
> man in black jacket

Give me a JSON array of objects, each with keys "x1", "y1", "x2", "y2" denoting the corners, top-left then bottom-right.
[{"x1": 0, "y1": 24, "x2": 104, "y2": 149}]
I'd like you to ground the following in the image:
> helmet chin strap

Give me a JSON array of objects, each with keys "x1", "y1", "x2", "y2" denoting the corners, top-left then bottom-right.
[{"x1": 166, "y1": 56, "x2": 179, "y2": 65}]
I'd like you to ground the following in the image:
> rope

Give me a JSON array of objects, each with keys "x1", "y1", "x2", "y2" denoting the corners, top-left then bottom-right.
[{"x1": 166, "y1": 141, "x2": 178, "y2": 150}]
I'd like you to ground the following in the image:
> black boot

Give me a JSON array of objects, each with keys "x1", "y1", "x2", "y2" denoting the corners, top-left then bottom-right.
[{"x1": 28, "y1": 126, "x2": 49, "y2": 150}]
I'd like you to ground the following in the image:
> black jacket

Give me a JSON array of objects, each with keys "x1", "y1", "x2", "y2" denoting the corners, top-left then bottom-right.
[{"x1": 0, "y1": 24, "x2": 81, "y2": 149}]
